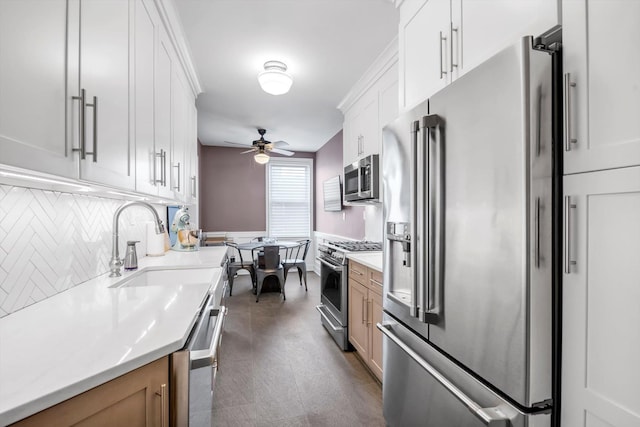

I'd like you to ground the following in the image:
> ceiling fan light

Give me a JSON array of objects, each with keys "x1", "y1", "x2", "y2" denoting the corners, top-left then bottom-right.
[
  {"x1": 254, "y1": 152, "x2": 270, "y2": 164},
  {"x1": 258, "y1": 61, "x2": 293, "y2": 95}
]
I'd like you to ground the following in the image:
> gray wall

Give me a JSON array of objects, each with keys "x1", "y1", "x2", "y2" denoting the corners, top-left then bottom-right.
[
  {"x1": 314, "y1": 130, "x2": 365, "y2": 239},
  {"x1": 199, "y1": 145, "x2": 314, "y2": 231},
  {"x1": 199, "y1": 131, "x2": 366, "y2": 239}
]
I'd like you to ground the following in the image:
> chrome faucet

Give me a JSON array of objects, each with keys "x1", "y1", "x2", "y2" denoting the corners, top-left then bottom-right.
[{"x1": 109, "y1": 201, "x2": 165, "y2": 277}]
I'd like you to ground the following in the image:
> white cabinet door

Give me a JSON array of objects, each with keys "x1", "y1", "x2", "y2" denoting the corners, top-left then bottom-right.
[
  {"x1": 186, "y1": 102, "x2": 198, "y2": 205},
  {"x1": 134, "y1": 0, "x2": 157, "y2": 196},
  {"x1": 563, "y1": 166, "x2": 640, "y2": 427},
  {"x1": 171, "y1": 69, "x2": 190, "y2": 201},
  {"x1": 0, "y1": 0, "x2": 76, "y2": 178},
  {"x1": 342, "y1": 110, "x2": 357, "y2": 167},
  {"x1": 563, "y1": 0, "x2": 640, "y2": 174},
  {"x1": 156, "y1": 28, "x2": 174, "y2": 199},
  {"x1": 452, "y1": 0, "x2": 559, "y2": 81},
  {"x1": 399, "y1": 0, "x2": 450, "y2": 111},
  {"x1": 355, "y1": 90, "x2": 379, "y2": 159},
  {"x1": 78, "y1": 0, "x2": 134, "y2": 189}
]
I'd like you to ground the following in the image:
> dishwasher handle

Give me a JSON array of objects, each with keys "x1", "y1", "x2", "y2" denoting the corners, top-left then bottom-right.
[{"x1": 190, "y1": 306, "x2": 227, "y2": 369}]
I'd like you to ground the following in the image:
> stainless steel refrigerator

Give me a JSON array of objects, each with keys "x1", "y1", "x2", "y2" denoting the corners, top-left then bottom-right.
[{"x1": 380, "y1": 35, "x2": 560, "y2": 427}]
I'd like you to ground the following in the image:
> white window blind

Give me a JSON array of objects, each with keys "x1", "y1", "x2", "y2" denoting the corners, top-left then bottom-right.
[{"x1": 267, "y1": 159, "x2": 312, "y2": 238}]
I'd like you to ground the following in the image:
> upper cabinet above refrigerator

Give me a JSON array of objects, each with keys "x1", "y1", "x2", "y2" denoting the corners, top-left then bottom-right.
[
  {"x1": 398, "y1": 0, "x2": 560, "y2": 112},
  {"x1": 563, "y1": 0, "x2": 640, "y2": 174}
]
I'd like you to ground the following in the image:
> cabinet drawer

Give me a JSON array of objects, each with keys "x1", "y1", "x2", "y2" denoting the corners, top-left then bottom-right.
[
  {"x1": 349, "y1": 261, "x2": 367, "y2": 282},
  {"x1": 368, "y1": 269, "x2": 383, "y2": 290}
]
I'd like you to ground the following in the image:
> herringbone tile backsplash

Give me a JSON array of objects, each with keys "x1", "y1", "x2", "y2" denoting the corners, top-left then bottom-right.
[{"x1": 0, "y1": 185, "x2": 166, "y2": 317}]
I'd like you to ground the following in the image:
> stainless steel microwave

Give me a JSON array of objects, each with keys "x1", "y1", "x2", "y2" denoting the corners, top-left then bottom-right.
[{"x1": 344, "y1": 154, "x2": 379, "y2": 202}]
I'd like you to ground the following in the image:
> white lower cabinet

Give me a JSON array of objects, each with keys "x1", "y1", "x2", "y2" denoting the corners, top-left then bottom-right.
[{"x1": 562, "y1": 166, "x2": 640, "y2": 427}]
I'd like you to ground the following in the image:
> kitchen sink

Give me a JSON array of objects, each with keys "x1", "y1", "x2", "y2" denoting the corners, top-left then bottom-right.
[{"x1": 109, "y1": 267, "x2": 216, "y2": 288}]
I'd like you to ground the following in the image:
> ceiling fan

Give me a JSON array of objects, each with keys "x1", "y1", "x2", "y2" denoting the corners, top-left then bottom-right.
[{"x1": 225, "y1": 129, "x2": 294, "y2": 164}]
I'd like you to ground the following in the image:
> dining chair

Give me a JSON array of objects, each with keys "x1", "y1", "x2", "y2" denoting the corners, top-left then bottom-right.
[
  {"x1": 254, "y1": 245, "x2": 285, "y2": 302},
  {"x1": 282, "y1": 239, "x2": 310, "y2": 291},
  {"x1": 225, "y1": 242, "x2": 256, "y2": 296}
]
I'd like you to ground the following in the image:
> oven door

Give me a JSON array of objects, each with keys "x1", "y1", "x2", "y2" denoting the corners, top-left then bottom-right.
[{"x1": 316, "y1": 257, "x2": 351, "y2": 350}]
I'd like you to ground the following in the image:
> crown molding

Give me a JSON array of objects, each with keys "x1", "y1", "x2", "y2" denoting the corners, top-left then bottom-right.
[
  {"x1": 337, "y1": 36, "x2": 399, "y2": 113},
  {"x1": 154, "y1": 0, "x2": 203, "y2": 96}
]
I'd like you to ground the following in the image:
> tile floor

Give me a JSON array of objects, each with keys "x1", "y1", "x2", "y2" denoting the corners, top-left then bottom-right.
[{"x1": 211, "y1": 272, "x2": 385, "y2": 427}]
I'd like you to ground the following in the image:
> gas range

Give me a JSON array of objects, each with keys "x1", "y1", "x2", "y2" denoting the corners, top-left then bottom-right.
[{"x1": 317, "y1": 240, "x2": 382, "y2": 266}]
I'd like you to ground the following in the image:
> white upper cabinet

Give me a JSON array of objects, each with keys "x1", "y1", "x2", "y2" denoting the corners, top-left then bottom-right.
[
  {"x1": 134, "y1": 0, "x2": 176, "y2": 199},
  {"x1": 0, "y1": 0, "x2": 76, "y2": 178},
  {"x1": 399, "y1": 0, "x2": 560, "y2": 111},
  {"x1": 73, "y1": 0, "x2": 134, "y2": 189},
  {"x1": 400, "y1": 0, "x2": 450, "y2": 111},
  {"x1": 563, "y1": 0, "x2": 640, "y2": 174},
  {"x1": 134, "y1": 0, "x2": 158, "y2": 196},
  {"x1": 340, "y1": 44, "x2": 398, "y2": 167},
  {"x1": 170, "y1": 68, "x2": 193, "y2": 202}
]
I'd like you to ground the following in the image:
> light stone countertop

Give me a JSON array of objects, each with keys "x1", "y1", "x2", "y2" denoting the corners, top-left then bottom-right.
[
  {"x1": 0, "y1": 246, "x2": 228, "y2": 426},
  {"x1": 346, "y1": 251, "x2": 383, "y2": 272}
]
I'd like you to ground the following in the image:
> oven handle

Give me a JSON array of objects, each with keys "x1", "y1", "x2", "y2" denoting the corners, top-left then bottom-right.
[
  {"x1": 318, "y1": 257, "x2": 343, "y2": 272},
  {"x1": 190, "y1": 306, "x2": 227, "y2": 370},
  {"x1": 316, "y1": 305, "x2": 342, "y2": 331}
]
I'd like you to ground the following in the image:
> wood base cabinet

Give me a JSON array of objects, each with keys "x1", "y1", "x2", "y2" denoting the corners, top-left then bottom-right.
[
  {"x1": 348, "y1": 260, "x2": 383, "y2": 381},
  {"x1": 12, "y1": 357, "x2": 169, "y2": 427}
]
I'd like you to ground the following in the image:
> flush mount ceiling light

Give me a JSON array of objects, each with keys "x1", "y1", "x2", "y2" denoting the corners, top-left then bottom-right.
[
  {"x1": 254, "y1": 151, "x2": 270, "y2": 164},
  {"x1": 258, "y1": 60, "x2": 293, "y2": 95}
]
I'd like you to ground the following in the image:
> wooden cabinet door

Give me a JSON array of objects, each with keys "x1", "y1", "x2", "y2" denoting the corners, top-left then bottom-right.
[
  {"x1": 78, "y1": 0, "x2": 134, "y2": 189},
  {"x1": 368, "y1": 287, "x2": 384, "y2": 381},
  {"x1": 562, "y1": 167, "x2": 640, "y2": 427},
  {"x1": 348, "y1": 278, "x2": 369, "y2": 355},
  {"x1": 14, "y1": 357, "x2": 169, "y2": 426},
  {"x1": 563, "y1": 0, "x2": 640, "y2": 174},
  {"x1": 0, "y1": 0, "x2": 76, "y2": 178},
  {"x1": 399, "y1": 0, "x2": 450, "y2": 111}
]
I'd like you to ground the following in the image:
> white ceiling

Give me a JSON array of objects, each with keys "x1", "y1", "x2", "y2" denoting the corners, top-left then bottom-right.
[{"x1": 174, "y1": 0, "x2": 399, "y2": 153}]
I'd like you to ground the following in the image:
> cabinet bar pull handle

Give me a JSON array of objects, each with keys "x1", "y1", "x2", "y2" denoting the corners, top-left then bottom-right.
[
  {"x1": 439, "y1": 31, "x2": 448, "y2": 79},
  {"x1": 367, "y1": 300, "x2": 372, "y2": 326},
  {"x1": 564, "y1": 196, "x2": 577, "y2": 273},
  {"x1": 191, "y1": 176, "x2": 197, "y2": 198},
  {"x1": 564, "y1": 73, "x2": 577, "y2": 151},
  {"x1": 155, "y1": 383, "x2": 167, "y2": 427},
  {"x1": 155, "y1": 149, "x2": 163, "y2": 185},
  {"x1": 450, "y1": 26, "x2": 458, "y2": 72},
  {"x1": 162, "y1": 150, "x2": 167, "y2": 186},
  {"x1": 535, "y1": 197, "x2": 541, "y2": 268},
  {"x1": 362, "y1": 296, "x2": 366, "y2": 324},
  {"x1": 172, "y1": 162, "x2": 181, "y2": 191},
  {"x1": 85, "y1": 96, "x2": 98, "y2": 162},
  {"x1": 72, "y1": 89, "x2": 86, "y2": 159}
]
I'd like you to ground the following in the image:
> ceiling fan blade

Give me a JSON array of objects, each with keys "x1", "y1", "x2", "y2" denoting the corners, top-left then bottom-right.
[
  {"x1": 270, "y1": 148, "x2": 295, "y2": 156},
  {"x1": 240, "y1": 148, "x2": 256, "y2": 154},
  {"x1": 271, "y1": 140, "x2": 289, "y2": 147}
]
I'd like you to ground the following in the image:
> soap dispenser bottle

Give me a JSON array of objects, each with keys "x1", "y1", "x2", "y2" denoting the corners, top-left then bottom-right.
[{"x1": 124, "y1": 241, "x2": 139, "y2": 270}]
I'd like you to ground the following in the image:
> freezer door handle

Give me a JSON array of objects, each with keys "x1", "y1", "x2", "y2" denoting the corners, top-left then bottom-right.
[
  {"x1": 377, "y1": 323, "x2": 510, "y2": 427},
  {"x1": 423, "y1": 114, "x2": 443, "y2": 324},
  {"x1": 410, "y1": 120, "x2": 421, "y2": 318}
]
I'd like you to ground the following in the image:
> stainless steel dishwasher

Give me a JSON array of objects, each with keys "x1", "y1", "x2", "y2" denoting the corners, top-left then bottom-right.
[{"x1": 171, "y1": 292, "x2": 227, "y2": 426}]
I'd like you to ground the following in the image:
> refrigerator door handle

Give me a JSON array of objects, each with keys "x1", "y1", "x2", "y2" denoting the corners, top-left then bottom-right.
[
  {"x1": 378, "y1": 323, "x2": 510, "y2": 427},
  {"x1": 410, "y1": 120, "x2": 421, "y2": 318},
  {"x1": 423, "y1": 114, "x2": 443, "y2": 324}
]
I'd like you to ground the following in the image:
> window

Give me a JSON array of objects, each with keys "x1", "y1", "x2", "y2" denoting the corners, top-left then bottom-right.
[{"x1": 266, "y1": 158, "x2": 313, "y2": 238}]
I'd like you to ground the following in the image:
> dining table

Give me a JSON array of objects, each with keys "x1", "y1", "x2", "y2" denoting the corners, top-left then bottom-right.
[{"x1": 233, "y1": 240, "x2": 301, "y2": 293}]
